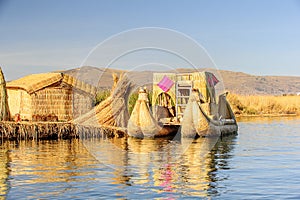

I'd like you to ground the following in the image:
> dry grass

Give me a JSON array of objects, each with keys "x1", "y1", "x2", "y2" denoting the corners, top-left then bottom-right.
[{"x1": 227, "y1": 93, "x2": 300, "y2": 116}]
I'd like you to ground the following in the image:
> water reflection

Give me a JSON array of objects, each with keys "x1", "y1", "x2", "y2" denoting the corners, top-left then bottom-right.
[
  {"x1": 85, "y1": 134, "x2": 238, "y2": 198},
  {"x1": 1, "y1": 140, "x2": 99, "y2": 199},
  {"x1": 0, "y1": 142, "x2": 11, "y2": 199},
  {"x1": 10, "y1": 140, "x2": 96, "y2": 183},
  {"x1": 1, "y1": 133, "x2": 237, "y2": 199},
  {"x1": 1, "y1": 118, "x2": 299, "y2": 199}
]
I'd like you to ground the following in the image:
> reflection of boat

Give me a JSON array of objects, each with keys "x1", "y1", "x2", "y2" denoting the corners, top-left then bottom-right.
[
  {"x1": 127, "y1": 72, "x2": 238, "y2": 138},
  {"x1": 110, "y1": 134, "x2": 237, "y2": 197}
]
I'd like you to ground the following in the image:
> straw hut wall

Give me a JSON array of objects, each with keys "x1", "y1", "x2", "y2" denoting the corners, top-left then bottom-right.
[{"x1": 6, "y1": 73, "x2": 97, "y2": 122}]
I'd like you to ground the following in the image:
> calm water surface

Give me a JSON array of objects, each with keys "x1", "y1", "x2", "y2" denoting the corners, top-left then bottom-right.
[{"x1": 0, "y1": 117, "x2": 299, "y2": 199}]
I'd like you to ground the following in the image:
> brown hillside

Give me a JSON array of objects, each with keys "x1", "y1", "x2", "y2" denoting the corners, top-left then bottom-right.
[
  {"x1": 64, "y1": 66, "x2": 300, "y2": 95},
  {"x1": 219, "y1": 70, "x2": 300, "y2": 95}
]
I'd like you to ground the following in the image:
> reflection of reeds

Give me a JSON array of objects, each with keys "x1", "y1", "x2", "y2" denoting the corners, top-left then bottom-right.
[{"x1": 227, "y1": 93, "x2": 300, "y2": 116}]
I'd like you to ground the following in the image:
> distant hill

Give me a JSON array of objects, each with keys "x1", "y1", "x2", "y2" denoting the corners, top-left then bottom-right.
[
  {"x1": 64, "y1": 66, "x2": 300, "y2": 95},
  {"x1": 220, "y1": 70, "x2": 300, "y2": 95}
]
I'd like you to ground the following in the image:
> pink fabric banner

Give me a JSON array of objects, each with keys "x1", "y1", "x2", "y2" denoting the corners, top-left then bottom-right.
[
  {"x1": 157, "y1": 75, "x2": 174, "y2": 92},
  {"x1": 208, "y1": 74, "x2": 219, "y2": 87}
]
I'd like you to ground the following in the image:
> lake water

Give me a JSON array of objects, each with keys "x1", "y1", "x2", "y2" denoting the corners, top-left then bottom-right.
[{"x1": 0, "y1": 117, "x2": 300, "y2": 199}]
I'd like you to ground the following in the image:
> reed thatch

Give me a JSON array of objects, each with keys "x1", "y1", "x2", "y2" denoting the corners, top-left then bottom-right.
[
  {"x1": 0, "y1": 121, "x2": 126, "y2": 141},
  {"x1": 181, "y1": 89, "x2": 209, "y2": 138},
  {"x1": 181, "y1": 89, "x2": 238, "y2": 137},
  {"x1": 152, "y1": 72, "x2": 218, "y2": 109},
  {"x1": 218, "y1": 93, "x2": 236, "y2": 120},
  {"x1": 127, "y1": 88, "x2": 161, "y2": 138},
  {"x1": 0, "y1": 121, "x2": 77, "y2": 140},
  {"x1": 7, "y1": 73, "x2": 63, "y2": 94},
  {"x1": 73, "y1": 73, "x2": 135, "y2": 128},
  {"x1": 6, "y1": 73, "x2": 97, "y2": 121},
  {"x1": 0, "y1": 67, "x2": 10, "y2": 121}
]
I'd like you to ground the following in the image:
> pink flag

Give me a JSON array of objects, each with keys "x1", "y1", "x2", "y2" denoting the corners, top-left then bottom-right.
[
  {"x1": 208, "y1": 74, "x2": 219, "y2": 87},
  {"x1": 157, "y1": 75, "x2": 174, "y2": 92}
]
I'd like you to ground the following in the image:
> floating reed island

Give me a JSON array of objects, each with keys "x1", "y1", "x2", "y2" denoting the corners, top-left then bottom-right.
[
  {"x1": 0, "y1": 121, "x2": 76, "y2": 140},
  {"x1": 74, "y1": 71, "x2": 238, "y2": 139},
  {"x1": 0, "y1": 121, "x2": 126, "y2": 141},
  {"x1": 0, "y1": 66, "x2": 237, "y2": 141},
  {"x1": 0, "y1": 67, "x2": 127, "y2": 141}
]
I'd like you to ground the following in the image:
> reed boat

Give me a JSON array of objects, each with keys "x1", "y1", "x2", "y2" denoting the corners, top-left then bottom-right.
[
  {"x1": 127, "y1": 87, "x2": 180, "y2": 138},
  {"x1": 180, "y1": 90, "x2": 238, "y2": 137},
  {"x1": 127, "y1": 72, "x2": 238, "y2": 138}
]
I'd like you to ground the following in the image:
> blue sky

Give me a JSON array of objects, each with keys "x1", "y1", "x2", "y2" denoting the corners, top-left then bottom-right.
[{"x1": 0, "y1": 0, "x2": 300, "y2": 80}]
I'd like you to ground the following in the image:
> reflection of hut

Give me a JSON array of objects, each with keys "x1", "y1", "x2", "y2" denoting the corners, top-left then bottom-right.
[
  {"x1": 8, "y1": 140, "x2": 97, "y2": 186},
  {"x1": 6, "y1": 73, "x2": 97, "y2": 121}
]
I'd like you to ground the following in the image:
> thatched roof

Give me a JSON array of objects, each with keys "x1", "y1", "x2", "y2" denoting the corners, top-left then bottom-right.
[
  {"x1": 7, "y1": 73, "x2": 62, "y2": 94},
  {"x1": 7, "y1": 73, "x2": 97, "y2": 96}
]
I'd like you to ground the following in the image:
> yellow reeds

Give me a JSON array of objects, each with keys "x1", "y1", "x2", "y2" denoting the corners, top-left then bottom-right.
[
  {"x1": 0, "y1": 121, "x2": 77, "y2": 140},
  {"x1": 0, "y1": 67, "x2": 10, "y2": 121},
  {"x1": 0, "y1": 121, "x2": 126, "y2": 141},
  {"x1": 227, "y1": 93, "x2": 300, "y2": 116},
  {"x1": 73, "y1": 73, "x2": 133, "y2": 128}
]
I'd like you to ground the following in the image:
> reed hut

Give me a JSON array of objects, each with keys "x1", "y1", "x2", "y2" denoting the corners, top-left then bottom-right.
[
  {"x1": 152, "y1": 72, "x2": 219, "y2": 120},
  {"x1": 6, "y1": 73, "x2": 97, "y2": 122}
]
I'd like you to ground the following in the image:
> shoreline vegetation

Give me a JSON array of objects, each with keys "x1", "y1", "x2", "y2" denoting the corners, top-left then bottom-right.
[
  {"x1": 95, "y1": 90, "x2": 300, "y2": 118},
  {"x1": 227, "y1": 93, "x2": 300, "y2": 117}
]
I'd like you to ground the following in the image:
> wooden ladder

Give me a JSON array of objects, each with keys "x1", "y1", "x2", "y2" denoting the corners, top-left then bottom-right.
[{"x1": 175, "y1": 74, "x2": 193, "y2": 120}]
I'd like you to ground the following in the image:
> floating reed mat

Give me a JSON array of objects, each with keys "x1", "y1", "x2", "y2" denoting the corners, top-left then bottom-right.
[
  {"x1": 0, "y1": 121, "x2": 76, "y2": 140},
  {"x1": 76, "y1": 124, "x2": 127, "y2": 139},
  {"x1": 0, "y1": 121, "x2": 127, "y2": 141}
]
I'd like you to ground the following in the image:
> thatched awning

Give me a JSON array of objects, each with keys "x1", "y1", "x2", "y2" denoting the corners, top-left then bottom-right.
[
  {"x1": 7, "y1": 73, "x2": 97, "y2": 96},
  {"x1": 7, "y1": 73, "x2": 63, "y2": 94}
]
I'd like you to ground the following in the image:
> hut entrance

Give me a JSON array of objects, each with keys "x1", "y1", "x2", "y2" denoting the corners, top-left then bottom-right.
[{"x1": 154, "y1": 93, "x2": 175, "y2": 122}]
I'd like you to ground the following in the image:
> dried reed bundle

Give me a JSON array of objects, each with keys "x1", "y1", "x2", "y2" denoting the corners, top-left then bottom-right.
[
  {"x1": 127, "y1": 88, "x2": 161, "y2": 138},
  {"x1": 74, "y1": 73, "x2": 134, "y2": 128},
  {"x1": 181, "y1": 90, "x2": 209, "y2": 138},
  {"x1": 0, "y1": 67, "x2": 10, "y2": 121},
  {"x1": 0, "y1": 121, "x2": 81, "y2": 140}
]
